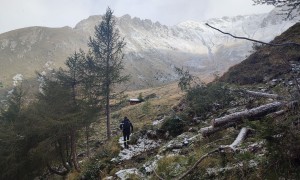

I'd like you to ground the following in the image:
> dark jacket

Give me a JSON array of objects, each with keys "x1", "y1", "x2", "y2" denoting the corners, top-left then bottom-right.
[{"x1": 120, "y1": 118, "x2": 133, "y2": 134}]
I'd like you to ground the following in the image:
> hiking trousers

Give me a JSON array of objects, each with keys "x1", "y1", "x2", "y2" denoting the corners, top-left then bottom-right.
[{"x1": 123, "y1": 131, "x2": 130, "y2": 148}]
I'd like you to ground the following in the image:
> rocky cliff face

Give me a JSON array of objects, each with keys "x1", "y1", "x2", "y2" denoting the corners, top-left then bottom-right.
[{"x1": 0, "y1": 7, "x2": 298, "y2": 95}]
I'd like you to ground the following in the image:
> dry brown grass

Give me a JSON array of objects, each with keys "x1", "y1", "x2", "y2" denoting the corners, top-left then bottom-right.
[
  {"x1": 126, "y1": 82, "x2": 183, "y2": 105},
  {"x1": 118, "y1": 83, "x2": 184, "y2": 130},
  {"x1": 92, "y1": 83, "x2": 184, "y2": 141}
]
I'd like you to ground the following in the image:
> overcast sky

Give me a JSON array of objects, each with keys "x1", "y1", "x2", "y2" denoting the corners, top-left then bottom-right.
[{"x1": 0, "y1": 0, "x2": 274, "y2": 34}]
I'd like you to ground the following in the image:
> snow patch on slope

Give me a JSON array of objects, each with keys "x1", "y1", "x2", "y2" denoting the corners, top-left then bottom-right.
[
  {"x1": 12, "y1": 74, "x2": 23, "y2": 86},
  {"x1": 111, "y1": 135, "x2": 160, "y2": 162}
]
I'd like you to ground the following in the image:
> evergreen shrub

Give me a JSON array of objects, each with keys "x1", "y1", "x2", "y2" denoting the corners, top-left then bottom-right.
[{"x1": 186, "y1": 82, "x2": 233, "y2": 118}]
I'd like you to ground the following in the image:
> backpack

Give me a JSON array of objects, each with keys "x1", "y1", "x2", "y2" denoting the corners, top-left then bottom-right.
[{"x1": 122, "y1": 120, "x2": 131, "y2": 131}]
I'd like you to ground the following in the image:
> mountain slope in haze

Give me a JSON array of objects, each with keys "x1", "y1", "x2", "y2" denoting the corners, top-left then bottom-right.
[
  {"x1": 0, "y1": 26, "x2": 87, "y2": 84},
  {"x1": 219, "y1": 22, "x2": 300, "y2": 85},
  {"x1": 0, "y1": 7, "x2": 298, "y2": 96}
]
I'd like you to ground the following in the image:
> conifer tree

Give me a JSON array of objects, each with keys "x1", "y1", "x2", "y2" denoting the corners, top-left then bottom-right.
[
  {"x1": 88, "y1": 7, "x2": 129, "y2": 139},
  {"x1": 37, "y1": 75, "x2": 77, "y2": 172},
  {"x1": 1, "y1": 85, "x2": 26, "y2": 124},
  {"x1": 0, "y1": 85, "x2": 30, "y2": 179},
  {"x1": 0, "y1": 85, "x2": 48, "y2": 179},
  {"x1": 59, "y1": 50, "x2": 100, "y2": 159}
]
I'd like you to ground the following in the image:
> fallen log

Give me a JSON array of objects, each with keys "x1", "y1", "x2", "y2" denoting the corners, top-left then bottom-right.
[
  {"x1": 243, "y1": 90, "x2": 281, "y2": 99},
  {"x1": 201, "y1": 101, "x2": 298, "y2": 137},
  {"x1": 212, "y1": 101, "x2": 283, "y2": 127},
  {"x1": 201, "y1": 122, "x2": 238, "y2": 137},
  {"x1": 219, "y1": 127, "x2": 251, "y2": 152},
  {"x1": 266, "y1": 109, "x2": 287, "y2": 118}
]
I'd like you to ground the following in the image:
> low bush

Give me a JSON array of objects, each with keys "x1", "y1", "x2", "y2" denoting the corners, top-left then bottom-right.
[
  {"x1": 259, "y1": 118, "x2": 300, "y2": 178},
  {"x1": 186, "y1": 82, "x2": 233, "y2": 118},
  {"x1": 160, "y1": 116, "x2": 185, "y2": 137},
  {"x1": 82, "y1": 160, "x2": 102, "y2": 180},
  {"x1": 141, "y1": 100, "x2": 151, "y2": 115},
  {"x1": 81, "y1": 139, "x2": 121, "y2": 179}
]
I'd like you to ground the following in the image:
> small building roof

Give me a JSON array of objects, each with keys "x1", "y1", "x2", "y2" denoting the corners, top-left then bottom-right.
[{"x1": 129, "y1": 98, "x2": 141, "y2": 102}]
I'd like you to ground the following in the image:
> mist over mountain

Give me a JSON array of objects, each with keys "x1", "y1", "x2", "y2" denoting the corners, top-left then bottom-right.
[{"x1": 0, "y1": 7, "x2": 298, "y2": 97}]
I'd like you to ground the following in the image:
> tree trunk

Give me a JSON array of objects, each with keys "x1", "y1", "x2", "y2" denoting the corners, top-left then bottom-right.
[
  {"x1": 212, "y1": 101, "x2": 283, "y2": 127},
  {"x1": 85, "y1": 125, "x2": 90, "y2": 158},
  {"x1": 57, "y1": 140, "x2": 71, "y2": 171},
  {"x1": 201, "y1": 122, "x2": 238, "y2": 137},
  {"x1": 66, "y1": 135, "x2": 72, "y2": 168},
  {"x1": 243, "y1": 90, "x2": 280, "y2": 99},
  {"x1": 106, "y1": 89, "x2": 111, "y2": 139},
  {"x1": 71, "y1": 129, "x2": 80, "y2": 172},
  {"x1": 220, "y1": 127, "x2": 250, "y2": 152},
  {"x1": 202, "y1": 101, "x2": 298, "y2": 136},
  {"x1": 104, "y1": 23, "x2": 112, "y2": 140},
  {"x1": 266, "y1": 109, "x2": 287, "y2": 118}
]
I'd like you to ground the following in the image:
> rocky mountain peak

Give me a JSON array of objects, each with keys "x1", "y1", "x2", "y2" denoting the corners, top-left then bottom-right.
[
  {"x1": 74, "y1": 15, "x2": 102, "y2": 33},
  {"x1": 0, "y1": 8, "x2": 299, "y2": 99}
]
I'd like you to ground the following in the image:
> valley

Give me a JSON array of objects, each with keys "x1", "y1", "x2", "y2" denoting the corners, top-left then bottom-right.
[
  {"x1": 0, "y1": 7, "x2": 298, "y2": 100},
  {"x1": 1, "y1": 3, "x2": 300, "y2": 180}
]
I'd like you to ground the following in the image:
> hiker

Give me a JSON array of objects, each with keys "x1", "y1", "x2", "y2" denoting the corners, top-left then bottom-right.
[{"x1": 120, "y1": 116, "x2": 133, "y2": 148}]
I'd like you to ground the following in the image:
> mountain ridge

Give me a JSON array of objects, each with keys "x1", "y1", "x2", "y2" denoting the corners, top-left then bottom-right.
[{"x1": 0, "y1": 8, "x2": 298, "y2": 98}]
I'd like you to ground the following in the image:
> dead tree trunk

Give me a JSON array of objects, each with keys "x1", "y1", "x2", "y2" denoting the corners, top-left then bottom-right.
[
  {"x1": 201, "y1": 101, "x2": 297, "y2": 136},
  {"x1": 243, "y1": 90, "x2": 281, "y2": 99},
  {"x1": 201, "y1": 122, "x2": 238, "y2": 137},
  {"x1": 212, "y1": 101, "x2": 283, "y2": 127},
  {"x1": 266, "y1": 109, "x2": 287, "y2": 118},
  {"x1": 219, "y1": 127, "x2": 251, "y2": 152}
]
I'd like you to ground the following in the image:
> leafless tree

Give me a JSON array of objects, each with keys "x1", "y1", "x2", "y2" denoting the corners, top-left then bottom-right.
[{"x1": 253, "y1": 0, "x2": 300, "y2": 19}]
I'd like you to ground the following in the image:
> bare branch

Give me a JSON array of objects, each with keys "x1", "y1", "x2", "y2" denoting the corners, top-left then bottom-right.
[
  {"x1": 176, "y1": 149, "x2": 220, "y2": 180},
  {"x1": 253, "y1": 0, "x2": 300, "y2": 19},
  {"x1": 153, "y1": 168, "x2": 165, "y2": 180},
  {"x1": 176, "y1": 127, "x2": 251, "y2": 180},
  {"x1": 205, "y1": 23, "x2": 300, "y2": 47}
]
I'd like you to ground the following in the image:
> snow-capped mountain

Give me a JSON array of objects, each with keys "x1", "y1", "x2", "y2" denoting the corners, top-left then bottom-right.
[{"x1": 0, "y1": 7, "x2": 298, "y2": 94}]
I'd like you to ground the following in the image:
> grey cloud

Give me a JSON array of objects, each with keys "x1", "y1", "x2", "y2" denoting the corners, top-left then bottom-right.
[{"x1": 0, "y1": 0, "x2": 273, "y2": 33}]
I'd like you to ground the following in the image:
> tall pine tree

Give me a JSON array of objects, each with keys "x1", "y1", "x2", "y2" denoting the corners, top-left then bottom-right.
[{"x1": 88, "y1": 7, "x2": 129, "y2": 139}]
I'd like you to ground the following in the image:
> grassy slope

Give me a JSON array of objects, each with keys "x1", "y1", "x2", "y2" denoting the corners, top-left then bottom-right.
[
  {"x1": 219, "y1": 22, "x2": 300, "y2": 85},
  {"x1": 91, "y1": 83, "x2": 183, "y2": 141},
  {"x1": 74, "y1": 23, "x2": 300, "y2": 179}
]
